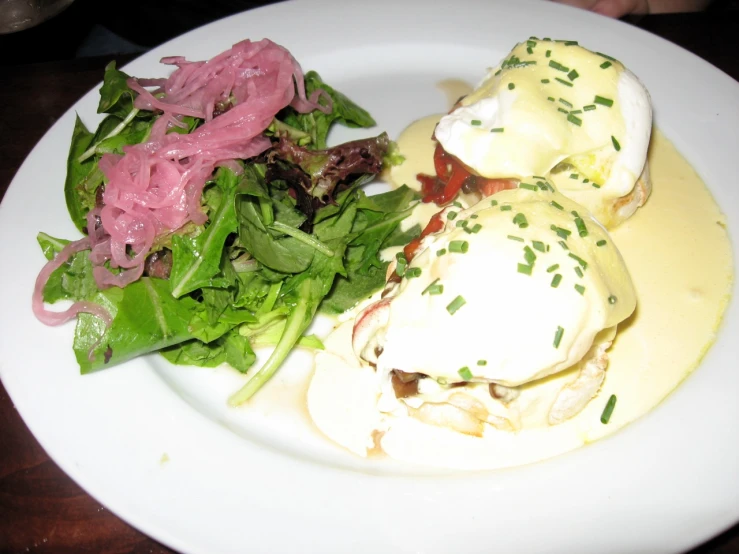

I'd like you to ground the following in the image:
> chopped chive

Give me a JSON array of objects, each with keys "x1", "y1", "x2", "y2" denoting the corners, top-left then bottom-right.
[
  {"x1": 470, "y1": 119, "x2": 482, "y2": 126},
  {"x1": 583, "y1": 104, "x2": 597, "y2": 111},
  {"x1": 449, "y1": 240, "x2": 469, "y2": 253},
  {"x1": 422, "y1": 278, "x2": 441, "y2": 295},
  {"x1": 495, "y1": 69, "x2": 502, "y2": 76},
  {"x1": 570, "y1": 109, "x2": 582, "y2": 115},
  {"x1": 447, "y1": 295, "x2": 466, "y2": 315},
  {"x1": 527, "y1": 39, "x2": 537, "y2": 47},
  {"x1": 612, "y1": 135, "x2": 621, "y2": 151},
  {"x1": 533, "y1": 175, "x2": 547, "y2": 180},
  {"x1": 508, "y1": 235, "x2": 524, "y2": 242},
  {"x1": 456, "y1": 220, "x2": 467, "y2": 228},
  {"x1": 458, "y1": 367, "x2": 473, "y2": 381},
  {"x1": 592, "y1": 183, "x2": 601, "y2": 189},
  {"x1": 583, "y1": 178, "x2": 590, "y2": 183},
  {"x1": 558, "y1": 107, "x2": 569, "y2": 114},
  {"x1": 519, "y1": 183, "x2": 538, "y2": 191},
  {"x1": 600, "y1": 61, "x2": 612, "y2": 69},
  {"x1": 550, "y1": 200, "x2": 564, "y2": 210},
  {"x1": 546, "y1": 49, "x2": 552, "y2": 57},
  {"x1": 500, "y1": 205, "x2": 512, "y2": 211},
  {"x1": 541, "y1": 78, "x2": 550, "y2": 84},
  {"x1": 574, "y1": 266, "x2": 584, "y2": 278},
  {"x1": 490, "y1": 127, "x2": 505, "y2": 133},
  {"x1": 575, "y1": 217, "x2": 588, "y2": 237},
  {"x1": 551, "y1": 273, "x2": 562, "y2": 287},
  {"x1": 447, "y1": 211, "x2": 458, "y2": 220},
  {"x1": 452, "y1": 201, "x2": 463, "y2": 208},
  {"x1": 513, "y1": 213, "x2": 529, "y2": 228},
  {"x1": 608, "y1": 295, "x2": 618, "y2": 304},
  {"x1": 527, "y1": 46, "x2": 534, "y2": 55},
  {"x1": 523, "y1": 246, "x2": 536, "y2": 264},
  {"x1": 490, "y1": 199, "x2": 499, "y2": 206},
  {"x1": 558, "y1": 240, "x2": 569, "y2": 250},
  {"x1": 600, "y1": 394, "x2": 617, "y2": 424},
  {"x1": 532, "y1": 240, "x2": 547, "y2": 252},
  {"x1": 536, "y1": 181, "x2": 548, "y2": 191},
  {"x1": 549, "y1": 60, "x2": 569, "y2": 72},
  {"x1": 564, "y1": 40, "x2": 578, "y2": 46},
  {"x1": 553, "y1": 326, "x2": 564, "y2": 347},
  {"x1": 567, "y1": 113, "x2": 582, "y2": 126},
  {"x1": 508, "y1": 82, "x2": 516, "y2": 90},
  {"x1": 574, "y1": 284, "x2": 586, "y2": 295},
  {"x1": 427, "y1": 284, "x2": 444, "y2": 295},
  {"x1": 406, "y1": 267, "x2": 422, "y2": 278},
  {"x1": 518, "y1": 263, "x2": 533, "y2": 276},
  {"x1": 396, "y1": 252, "x2": 407, "y2": 262},
  {"x1": 436, "y1": 248, "x2": 447, "y2": 256},
  {"x1": 596, "y1": 239, "x2": 607, "y2": 247},
  {"x1": 477, "y1": 359, "x2": 488, "y2": 366},
  {"x1": 568, "y1": 253, "x2": 588, "y2": 269},
  {"x1": 567, "y1": 69, "x2": 579, "y2": 81},
  {"x1": 596, "y1": 52, "x2": 616, "y2": 61},
  {"x1": 395, "y1": 264, "x2": 406, "y2": 277},
  {"x1": 571, "y1": 210, "x2": 579, "y2": 217},
  {"x1": 470, "y1": 214, "x2": 479, "y2": 219},
  {"x1": 594, "y1": 95, "x2": 614, "y2": 107},
  {"x1": 555, "y1": 77, "x2": 573, "y2": 87},
  {"x1": 569, "y1": 173, "x2": 579, "y2": 179},
  {"x1": 551, "y1": 225, "x2": 571, "y2": 239},
  {"x1": 559, "y1": 98, "x2": 573, "y2": 108},
  {"x1": 547, "y1": 96, "x2": 555, "y2": 102},
  {"x1": 547, "y1": 264, "x2": 560, "y2": 273},
  {"x1": 470, "y1": 223, "x2": 482, "y2": 234}
]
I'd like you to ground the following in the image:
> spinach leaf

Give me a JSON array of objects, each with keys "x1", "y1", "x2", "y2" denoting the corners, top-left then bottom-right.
[
  {"x1": 236, "y1": 165, "x2": 315, "y2": 273},
  {"x1": 97, "y1": 62, "x2": 135, "y2": 117},
  {"x1": 161, "y1": 328, "x2": 256, "y2": 374},
  {"x1": 65, "y1": 116, "x2": 100, "y2": 233},
  {"x1": 73, "y1": 277, "x2": 200, "y2": 373}
]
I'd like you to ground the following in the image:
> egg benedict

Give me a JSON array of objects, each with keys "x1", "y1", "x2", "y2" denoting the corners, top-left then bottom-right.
[
  {"x1": 429, "y1": 39, "x2": 652, "y2": 228},
  {"x1": 307, "y1": 185, "x2": 637, "y2": 458}
]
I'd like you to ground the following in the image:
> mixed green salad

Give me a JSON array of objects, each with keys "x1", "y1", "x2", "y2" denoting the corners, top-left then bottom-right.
[{"x1": 35, "y1": 51, "x2": 419, "y2": 404}]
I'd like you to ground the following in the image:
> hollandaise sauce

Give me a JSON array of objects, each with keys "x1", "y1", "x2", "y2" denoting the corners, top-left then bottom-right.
[{"x1": 334, "y1": 117, "x2": 732, "y2": 469}]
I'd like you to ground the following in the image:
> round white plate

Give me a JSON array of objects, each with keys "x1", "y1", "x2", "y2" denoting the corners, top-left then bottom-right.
[{"x1": 1, "y1": 1, "x2": 737, "y2": 552}]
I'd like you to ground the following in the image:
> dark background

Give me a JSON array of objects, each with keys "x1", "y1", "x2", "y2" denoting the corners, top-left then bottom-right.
[
  {"x1": 1, "y1": 1, "x2": 739, "y2": 553},
  {"x1": 0, "y1": 0, "x2": 738, "y2": 66}
]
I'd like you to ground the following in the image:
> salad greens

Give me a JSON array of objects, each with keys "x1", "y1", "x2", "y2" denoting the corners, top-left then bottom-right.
[{"x1": 40, "y1": 61, "x2": 419, "y2": 404}]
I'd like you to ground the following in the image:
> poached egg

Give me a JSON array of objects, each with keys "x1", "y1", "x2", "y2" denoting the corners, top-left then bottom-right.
[{"x1": 434, "y1": 39, "x2": 652, "y2": 227}]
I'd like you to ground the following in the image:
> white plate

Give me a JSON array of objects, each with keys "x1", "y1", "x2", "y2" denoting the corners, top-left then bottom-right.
[{"x1": 1, "y1": 0, "x2": 737, "y2": 552}]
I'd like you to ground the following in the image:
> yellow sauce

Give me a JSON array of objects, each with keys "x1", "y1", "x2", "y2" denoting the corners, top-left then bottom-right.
[{"x1": 381, "y1": 115, "x2": 733, "y2": 460}]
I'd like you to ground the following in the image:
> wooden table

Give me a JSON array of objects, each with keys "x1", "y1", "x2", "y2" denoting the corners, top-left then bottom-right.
[{"x1": 1, "y1": 8, "x2": 738, "y2": 553}]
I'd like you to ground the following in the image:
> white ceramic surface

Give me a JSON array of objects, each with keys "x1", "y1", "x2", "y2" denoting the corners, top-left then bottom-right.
[{"x1": 1, "y1": 1, "x2": 737, "y2": 552}]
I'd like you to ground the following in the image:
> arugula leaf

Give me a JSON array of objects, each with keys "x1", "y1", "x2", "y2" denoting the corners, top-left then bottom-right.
[
  {"x1": 170, "y1": 168, "x2": 241, "y2": 298},
  {"x1": 304, "y1": 70, "x2": 376, "y2": 130},
  {"x1": 318, "y1": 186, "x2": 421, "y2": 313},
  {"x1": 37, "y1": 233, "x2": 99, "y2": 304},
  {"x1": 278, "y1": 71, "x2": 376, "y2": 149}
]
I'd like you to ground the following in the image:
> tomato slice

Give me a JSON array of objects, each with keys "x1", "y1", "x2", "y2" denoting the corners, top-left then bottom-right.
[
  {"x1": 403, "y1": 211, "x2": 446, "y2": 262},
  {"x1": 417, "y1": 141, "x2": 517, "y2": 205}
]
